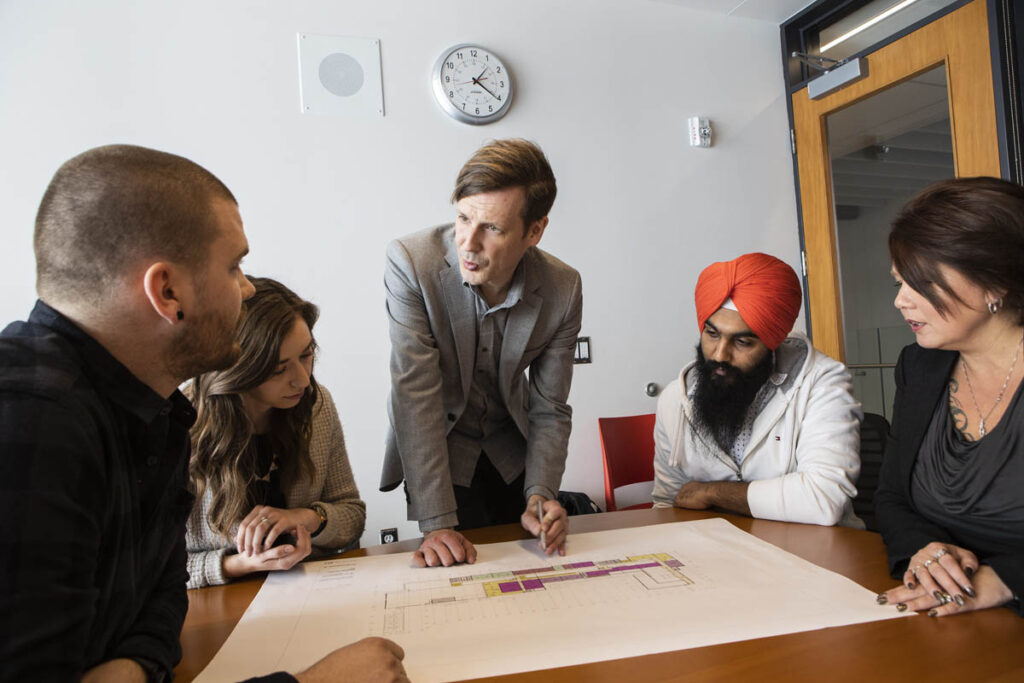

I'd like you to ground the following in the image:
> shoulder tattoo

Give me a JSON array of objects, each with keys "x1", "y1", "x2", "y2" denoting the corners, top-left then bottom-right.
[{"x1": 947, "y1": 378, "x2": 975, "y2": 442}]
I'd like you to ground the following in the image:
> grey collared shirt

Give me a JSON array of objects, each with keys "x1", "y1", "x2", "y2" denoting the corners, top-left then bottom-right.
[{"x1": 448, "y1": 263, "x2": 528, "y2": 488}]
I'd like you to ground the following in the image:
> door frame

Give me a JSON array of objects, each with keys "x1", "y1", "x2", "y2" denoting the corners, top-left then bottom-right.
[{"x1": 780, "y1": 0, "x2": 1014, "y2": 361}]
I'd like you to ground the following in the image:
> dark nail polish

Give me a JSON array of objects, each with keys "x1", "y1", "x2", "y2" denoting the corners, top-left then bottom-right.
[
  {"x1": 965, "y1": 566, "x2": 975, "y2": 578},
  {"x1": 954, "y1": 594, "x2": 965, "y2": 606},
  {"x1": 928, "y1": 609, "x2": 939, "y2": 617},
  {"x1": 896, "y1": 603, "x2": 908, "y2": 612},
  {"x1": 906, "y1": 581, "x2": 915, "y2": 589},
  {"x1": 933, "y1": 591, "x2": 944, "y2": 601},
  {"x1": 964, "y1": 587, "x2": 976, "y2": 598},
  {"x1": 876, "y1": 594, "x2": 888, "y2": 605}
]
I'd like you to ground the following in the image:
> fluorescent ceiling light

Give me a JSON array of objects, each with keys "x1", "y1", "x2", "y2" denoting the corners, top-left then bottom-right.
[{"x1": 820, "y1": 0, "x2": 920, "y2": 53}]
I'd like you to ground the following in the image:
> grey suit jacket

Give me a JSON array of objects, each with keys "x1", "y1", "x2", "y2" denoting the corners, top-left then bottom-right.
[{"x1": 381, "y1": 224, "x2": 583, "y2": 530}]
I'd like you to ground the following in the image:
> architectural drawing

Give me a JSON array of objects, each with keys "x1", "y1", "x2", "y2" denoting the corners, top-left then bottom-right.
[
  {"x1": 380, "y1": 553, "x2": 696, "y2": 634},
  {"x1": 195, "y1": 519, "x2": 911, "y2": 683}
]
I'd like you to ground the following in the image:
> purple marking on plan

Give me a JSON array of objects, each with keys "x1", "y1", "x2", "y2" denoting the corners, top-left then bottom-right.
[
  {"x1": 665, "y1": 560, "x2": 683, "y2": 568},
  {"x1": 566, "y1": 562, "x2": 595, "y2": 569},
  {"x1": 544, "y1": 574, "x2": 580, "y2": 583},
  {"x1": 522, "y1": 579, "x2": 544, "y2": 590},
  {"x1": 499, "y1": 582, "x2": 521, "y2": 593},
  {"x1": 515, "y1": 567, "x2": 552, "y2": 575},
  {"x1": 585, "y1": 570, "x2": 611, "y2": 577},
  {"x1": 609, "y1": 562, "x2": 660, "y2": 572}
]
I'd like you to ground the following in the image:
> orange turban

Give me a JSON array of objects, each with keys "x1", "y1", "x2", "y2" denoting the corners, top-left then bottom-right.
[{"x1": 695, "y1": 253, "x2": 802, "y2": 350}]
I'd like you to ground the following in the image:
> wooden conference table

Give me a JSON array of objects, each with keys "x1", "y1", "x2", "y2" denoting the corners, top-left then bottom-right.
[{"x1": 177, "y1": 508, "x2": 1024, "y2": 681}]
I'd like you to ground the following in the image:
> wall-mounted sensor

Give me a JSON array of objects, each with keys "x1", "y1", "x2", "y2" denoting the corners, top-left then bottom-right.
[
  {"x1": 688, "y1": 116, "x2": 712, "y2": 147},
  {"x1": 646, "y1": 382, "x2": 660, "y2": 397}
]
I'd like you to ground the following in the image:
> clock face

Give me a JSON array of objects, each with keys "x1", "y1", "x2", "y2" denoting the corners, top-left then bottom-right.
[{"x1": 432, "y1": 44, "x2": 513, "y2": 125}]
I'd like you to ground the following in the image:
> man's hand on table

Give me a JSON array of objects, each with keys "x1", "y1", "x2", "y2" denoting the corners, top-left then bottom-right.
[
  {"x1": 412, "y1": 528, "x2": 477, "y2": 568},
  {"x1": 521, "y1": 494, "x2": 568, "y2": 556},
  {"x1": 673, "y1": 481, "x2": 750, "y2": 516},
  {"x1": 295, "y1": 638, "x2": 408, "y2": 682}
]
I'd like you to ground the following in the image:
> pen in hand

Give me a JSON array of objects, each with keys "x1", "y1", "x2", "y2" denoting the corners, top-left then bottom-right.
[{"x1": 537, "y1": 499, "x2": 547, "y2": 549}]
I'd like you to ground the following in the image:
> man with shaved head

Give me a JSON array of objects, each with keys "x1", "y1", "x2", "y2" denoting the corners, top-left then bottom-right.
[
  {"x1": 651, "y1": 252, "x2": 863, "y2": 526},
  {"x1": 0, "y1": 145, "x2": 407, "y2": 682}
]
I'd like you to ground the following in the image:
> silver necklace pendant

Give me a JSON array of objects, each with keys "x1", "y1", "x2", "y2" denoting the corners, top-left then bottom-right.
[{"x1": 961, "y1": 332, "x2": 1024, "y2": 440}]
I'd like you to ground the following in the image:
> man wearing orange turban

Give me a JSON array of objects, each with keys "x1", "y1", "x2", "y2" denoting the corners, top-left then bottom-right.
[{"x1": 651, "y1": 253, "x2": 864, "y2": 526}]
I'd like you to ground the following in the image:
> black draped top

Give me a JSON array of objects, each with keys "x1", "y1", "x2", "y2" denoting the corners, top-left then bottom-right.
[{"x1": 911, "y1": 379, "x2": 1024, "y2": 560}]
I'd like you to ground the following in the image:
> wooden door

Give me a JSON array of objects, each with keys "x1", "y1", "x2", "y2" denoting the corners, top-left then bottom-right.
[{"x1": 792, "y1": 0, "x2": 1001, "y2": 362}]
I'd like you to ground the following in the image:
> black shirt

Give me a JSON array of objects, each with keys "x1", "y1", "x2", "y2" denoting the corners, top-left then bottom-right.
[
  {"x1": 0, "y1": 301, "x2": 196, "y2": 680},
  {"x1": 912, "y1": 376, "x2": 1024, "y2": 585}
]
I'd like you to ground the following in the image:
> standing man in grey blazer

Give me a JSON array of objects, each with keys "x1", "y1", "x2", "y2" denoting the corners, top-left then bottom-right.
[{"x1": 382, "y1": 139, "x2": 583, "y2": 568}]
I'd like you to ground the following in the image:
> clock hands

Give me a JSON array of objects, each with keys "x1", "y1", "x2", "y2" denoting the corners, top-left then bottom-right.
[
  {"x1": 470, "y1": 73, "x2": 500, "y2": 100},
  {"x1": 457, "y1": 67, "x2": 491, "y2": 88}
]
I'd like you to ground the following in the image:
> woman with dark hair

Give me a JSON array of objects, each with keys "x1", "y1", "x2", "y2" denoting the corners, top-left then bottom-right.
[
  {"x1": 186, "y1": 277, "x2": 365, "y2": 588},
  {"x1": 876, "y1": 176, "x2": 1024, "y2": 617}
]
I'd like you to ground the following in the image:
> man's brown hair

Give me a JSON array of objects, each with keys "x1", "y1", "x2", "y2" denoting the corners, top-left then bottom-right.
[
  {"x1": 34, "y1": 144, "x2": 236, "y2": 303},
  {"x1": 451, "y1": 139, "x2": 557, "y2": 231}
]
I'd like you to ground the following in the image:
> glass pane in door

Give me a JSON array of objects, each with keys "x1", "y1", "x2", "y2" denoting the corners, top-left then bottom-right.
[{"x1": 826, "y1": 64, "x2": 954, "y2": 420}]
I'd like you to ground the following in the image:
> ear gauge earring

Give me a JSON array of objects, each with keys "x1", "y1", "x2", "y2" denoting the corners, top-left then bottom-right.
[
  {"x1": 176, "y1": 310, "x2": 184, "y2": 321},
  {"x1": 988, "y1": 300, "x2": 1001, "y2": 315}
]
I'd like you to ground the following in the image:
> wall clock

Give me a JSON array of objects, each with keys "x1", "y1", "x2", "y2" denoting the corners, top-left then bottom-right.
[{"x1": 432, "y1": 43, "x2": 513, "y2": 124}]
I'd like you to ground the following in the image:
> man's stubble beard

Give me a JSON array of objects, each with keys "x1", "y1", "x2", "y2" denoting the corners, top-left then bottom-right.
[{"x1": 165, "y1": 305, "x2": 243, "y2": 383}]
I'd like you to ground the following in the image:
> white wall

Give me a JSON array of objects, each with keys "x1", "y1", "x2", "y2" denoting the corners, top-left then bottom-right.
[{"x1": 0, "y1": 0, "x2": 800, "y2": 547}]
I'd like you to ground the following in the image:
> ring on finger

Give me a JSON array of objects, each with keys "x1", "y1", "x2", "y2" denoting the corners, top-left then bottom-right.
[
  {"x1": 259, "y1": 516, "x2": 271, "y2": 525},
  {"x1": 923, "y1": 559, "x2": 934, "y2": 568},
  {"x1": 933, "y1": 548, "x2": 948, "y2": 560}
]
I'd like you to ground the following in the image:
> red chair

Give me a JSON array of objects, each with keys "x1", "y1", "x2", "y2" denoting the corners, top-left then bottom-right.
[{"x1": 599, "y1": 413, "x2": 657, "y2": 512}]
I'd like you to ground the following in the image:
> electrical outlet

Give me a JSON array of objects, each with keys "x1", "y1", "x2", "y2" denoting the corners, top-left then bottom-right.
[
  {"x1": 574, "y1": 336, "x2": 591, "y2": 364},
  {"x1": 380, "y1": 528, "x2": 398, "y2": 544}
]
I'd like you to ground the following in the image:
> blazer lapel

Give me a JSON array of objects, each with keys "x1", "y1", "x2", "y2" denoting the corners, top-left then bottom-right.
[
  {"x1": 899, "y1": 349, "x2": 958, "y2": 484},
  {"x1": 441, "y1": 241, "x2": 476, "y2": 401}
]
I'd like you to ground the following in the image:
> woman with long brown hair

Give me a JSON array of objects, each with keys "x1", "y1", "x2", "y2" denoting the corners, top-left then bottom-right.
[
  {"x1": 876, "y1": 177, "x2": 1024, "y2": 617},
  {"x1": 186, "y1": 277, "x2": 365, "y2": 588}
]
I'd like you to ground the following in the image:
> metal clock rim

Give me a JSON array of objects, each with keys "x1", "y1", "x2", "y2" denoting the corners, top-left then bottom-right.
[{"x1": 431, "y1": 42, "x2": 514, "y2": 125}]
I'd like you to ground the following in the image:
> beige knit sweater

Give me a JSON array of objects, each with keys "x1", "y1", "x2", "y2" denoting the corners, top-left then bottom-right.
[{"x1": 185, "y1": 385, "x2": 366, "y2": 588}]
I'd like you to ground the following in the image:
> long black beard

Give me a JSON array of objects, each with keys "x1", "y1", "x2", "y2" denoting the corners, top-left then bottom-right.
[{"x1": 691, "y1": 344, "x2": 774, "y2": 455}]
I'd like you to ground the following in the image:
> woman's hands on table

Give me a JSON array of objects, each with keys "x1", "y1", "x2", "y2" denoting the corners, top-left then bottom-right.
[{"x1": 877, "y1": 542, "x2": 1013, "y2": 616}]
